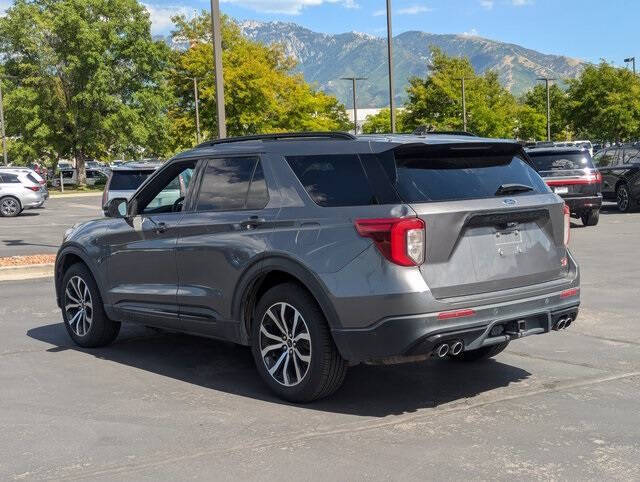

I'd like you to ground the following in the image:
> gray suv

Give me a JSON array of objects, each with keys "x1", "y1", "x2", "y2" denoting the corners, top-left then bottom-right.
[{"x1": 55, "y1": 132, "x2": 580, "y2": 402}]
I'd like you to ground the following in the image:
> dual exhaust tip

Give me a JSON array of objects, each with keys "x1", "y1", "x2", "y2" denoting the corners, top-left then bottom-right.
[
  {"x1": 435, "y1": 340, "x2": 464, "y2": 358},
  {"x1": 553, "y1": 316, "x2": 573, "y2": 331}
]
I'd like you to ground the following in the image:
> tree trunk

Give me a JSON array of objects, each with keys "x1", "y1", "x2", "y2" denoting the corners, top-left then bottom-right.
[{"x1": 76, "y1": 150, "x2": 86, "y2": 187}]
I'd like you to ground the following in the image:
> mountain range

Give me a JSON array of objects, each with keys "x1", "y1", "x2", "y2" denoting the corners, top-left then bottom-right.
[{"x1": 237, "y1": 20, "x2": 587, "y2": 108}]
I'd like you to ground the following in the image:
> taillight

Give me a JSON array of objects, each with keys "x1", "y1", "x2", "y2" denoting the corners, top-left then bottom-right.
[
  {"x1": 355, "y1": 217, "x2": 425, "y2": 266},
  {"x1": 563, "y1": 204, "x2": 570, "y2": 246},
  {"x1": 25, "y1": 185, "x2": 40, "y2": 192}
]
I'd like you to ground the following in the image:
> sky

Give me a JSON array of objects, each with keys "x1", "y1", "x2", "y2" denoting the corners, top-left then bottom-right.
[{"x1": 1, "y1": 0, "x2": 638, "y2": 65}]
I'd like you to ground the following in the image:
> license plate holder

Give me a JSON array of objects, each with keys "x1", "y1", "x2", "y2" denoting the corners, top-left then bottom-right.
[{"x1": 495, "y1": 229, "x2": 524, "y2": 256}]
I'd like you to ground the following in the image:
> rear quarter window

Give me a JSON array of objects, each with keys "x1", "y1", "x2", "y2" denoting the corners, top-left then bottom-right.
[
  {"x1": 286, "y1": 154, "x2": 377, "y2": 207},
  {"x1": 109, "y1": 170, "x2": 153, "y2": 191}
]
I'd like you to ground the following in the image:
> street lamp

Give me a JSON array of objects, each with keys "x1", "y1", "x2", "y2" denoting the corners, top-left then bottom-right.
[
  {"x1": 193, "y1": 77, "x2": 201, "y2": 144},
  {"x1": 537, "y1": 77, "x2": 556, "y2": 141},
  {"x1": 386, "y1": 0, "x2": 396, "y2": 133},
  {"x1": 209, "y1": 0, "x2": 226, "y2": 139},
  {"x1": 456, "y1": 77, "x2": 471, "y2": 132},
  {"x1": 341, "y1": 77, "x2": 367, "y2": 135},
  {"x1": 624, "y1": 57, "x2": 636, "y2": 75},
  {"x1": 0, "y1": 74, "x2": 18, "y2": 166}
]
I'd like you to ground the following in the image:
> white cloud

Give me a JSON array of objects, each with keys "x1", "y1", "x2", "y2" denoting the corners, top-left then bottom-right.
[
  {"x1": 462, "y1": 28, "x2": 479, "y2": 36},
  {"x1": 479, "y1": 0, "x2": 494, "y2": 9},
  {"x1": 511, "y1": 0, "x2": 533, "y2": 5},
  {"x1": 397, "y1": 5, "x2": 432, "y2": 15},
  {"x1": 143, "y1": 3, "x2": 198, "y2": 34},
  {"x1": 221, "y1": 0, "x2": 359, "y2": 15},
  {"x1": 372, "y1": 8, "x2": 385, "y2": 16},
  {"x1": 0, "y1": 0, "x2": 11, "y2": 16}
]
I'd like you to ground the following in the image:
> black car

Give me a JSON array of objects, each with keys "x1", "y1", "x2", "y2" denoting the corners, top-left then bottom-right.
[
  {"x1": 526, "y1": 147, "x2": 602, "y2": 226},
  {"x1": 592, "y1": 145, "x2": 640, "y2": 212}
]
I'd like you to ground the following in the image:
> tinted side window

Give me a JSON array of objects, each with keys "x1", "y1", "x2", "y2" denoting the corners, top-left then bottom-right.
[
  {"x1": 623, "y1": 148, "x2": 639, "y2": 163},
  {"x1": 594, "y1": 149, "x2": 616, "y2": 167},
  {"x1": 197, "y1": 157, "x2": 267, "y2": 212},
  {"x1": 286, "y1": 154, "x2": 377, "y2": 207},
  {"x1": 1, "y1": 173, "x2": 20, "y2": 183}
]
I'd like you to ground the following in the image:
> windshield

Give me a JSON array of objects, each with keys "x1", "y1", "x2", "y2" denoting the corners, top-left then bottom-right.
[{"x1": 528, "y1": 153, "x2": 595, "y2": 173}]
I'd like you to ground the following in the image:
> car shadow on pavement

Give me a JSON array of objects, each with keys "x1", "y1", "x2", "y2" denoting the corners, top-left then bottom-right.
[
  {"x1": 3, "y1": 239, "x2": 59, "y2": 249},
  {"x1": 28, "y1": 322, "x2": 531, "y2": 418}
]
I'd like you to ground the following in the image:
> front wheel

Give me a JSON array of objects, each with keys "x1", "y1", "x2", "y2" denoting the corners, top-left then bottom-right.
[
  {"x1": 61, "y1": 263, "x2": 120, "y2": 348},
  {"x1": 251, "y1": 283, "x2": 347, "y2": 402},
  {"x1": 581, "y1": 209, "x2": 600, "y2": 226},
  {"x1": 616, "y1": 184, "x2": 633, "y2": 213},
  {"x1": 453, "y1": 341, "x2": 509, "y2": 362}
]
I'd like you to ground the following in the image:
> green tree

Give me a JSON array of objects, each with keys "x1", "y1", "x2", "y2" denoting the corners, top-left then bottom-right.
[
  {"x1": 167, "y1": 13, "x2": 350, "y2": 152},
  {"x1": 565, "y1": 62, "x2": 640, "y2": 142},
  {"x1": 361, "y1": 108, "x2": 408, "y2": 134},
  {"x1": 515, "y1": 104, "x2": 547, "y2": 141},
  {"x1": 402, "y1": 48, "x2": 518, "y2": 138},
  {"x1": 0, "y1": 0, "x2": 172, "y2": 181},
  {"x1": 522, "y1": 84, "x2": 569, "y2": 140}
]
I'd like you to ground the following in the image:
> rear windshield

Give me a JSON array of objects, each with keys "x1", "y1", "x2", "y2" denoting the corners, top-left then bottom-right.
[
  {"x1": 380, "y1": 153, "x2": 549, "y2": 203},
  {"x1": 528, "y1": 152, "x2": 595, "y2": 172},
  {"x1": 109, "y1": 170, "x2": 153, "y2": 191},
  {"x1": 27, "y1": 173, "x2": 40, "y2": 184}
]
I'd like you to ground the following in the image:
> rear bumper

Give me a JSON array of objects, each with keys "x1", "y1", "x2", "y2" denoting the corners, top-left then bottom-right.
[
  {"x1": 332, "y1": 290, "x2": 580, "y2": 363},
  {"x1": 562, "y1": 194, "x2": 602, "y2": 214}
]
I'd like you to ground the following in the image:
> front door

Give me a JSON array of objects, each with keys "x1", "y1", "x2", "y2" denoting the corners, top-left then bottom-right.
[{"x1": 104, "y1": 160, "x2": 198, "y2": 328}]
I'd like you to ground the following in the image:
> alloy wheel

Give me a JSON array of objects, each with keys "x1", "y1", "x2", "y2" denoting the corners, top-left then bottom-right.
[
  {"x1": 617, "y1": 186, "x2": 630, "y2": 211},
  {"x1": 64, "y1": 276, "x2": 93, "y2": 337},
  {"x1": 0, "y1": 198, "x2": 19, "y2": 217},
  {"x1": 259, "y1": 302, "x2": 312, "y2": 387}
]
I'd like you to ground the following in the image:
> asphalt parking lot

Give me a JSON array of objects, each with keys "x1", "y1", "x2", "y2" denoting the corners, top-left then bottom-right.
[
  {"x1": 0, "y1": 195, "x2": 103, "y2": 257},
  {"x1": 1, "y1": 203, "x2": 639, "y2": 480}
]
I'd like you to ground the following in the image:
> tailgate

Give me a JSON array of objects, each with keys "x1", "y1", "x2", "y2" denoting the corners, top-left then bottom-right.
[{"x1": 412, "y1": 197, "x2": 567, "y2": 299}]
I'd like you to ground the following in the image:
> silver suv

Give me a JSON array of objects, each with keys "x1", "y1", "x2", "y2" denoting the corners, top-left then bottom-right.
[
  {"x1": 55, "y1": 133, "x2": 580, "y2": 402},
  {"x1": 0, "y1": 170, "x2": 46, "y2": 217}
]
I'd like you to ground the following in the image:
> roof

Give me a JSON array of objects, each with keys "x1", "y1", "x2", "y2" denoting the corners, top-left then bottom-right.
[{"x1": 174, "y1": 131, "x2": 520, "y2": 160}]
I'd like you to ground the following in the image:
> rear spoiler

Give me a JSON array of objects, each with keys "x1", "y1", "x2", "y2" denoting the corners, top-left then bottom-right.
[{"x1": 390, "y1": 142, "x2": 530, "y2": 167}]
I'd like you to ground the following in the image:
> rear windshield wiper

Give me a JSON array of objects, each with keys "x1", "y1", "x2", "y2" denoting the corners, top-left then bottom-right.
[{"x1": 494, "y1": 183, "x2": 534, "y2": 196}]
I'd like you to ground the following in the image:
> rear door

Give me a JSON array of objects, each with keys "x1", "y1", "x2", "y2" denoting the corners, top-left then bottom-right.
[{"x1": 375, "y1": 143, "x2": 567, "y2": 299}]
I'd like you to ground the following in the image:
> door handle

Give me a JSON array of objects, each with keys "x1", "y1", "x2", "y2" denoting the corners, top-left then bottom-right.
[
  {"x1": 154, "y1": 222, "x2": 167, "y2": 234},
  {"x1": 240, "y1": 216, "x2": 264, "y2": 230}
]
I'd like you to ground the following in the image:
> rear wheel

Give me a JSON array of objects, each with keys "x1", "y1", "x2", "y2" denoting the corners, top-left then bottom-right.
[
  {"x1": 581, "y1": 209, "x2": 600, "y2": 226},
  {"x1": 453, "y1": 341, "x2": 509, "y2": 362},
  {"x1": 0, "y1": 196, "x2": 22, "y2": 217},
  {"x1": 616, "y1": 184, "x2": 633, "y2": 213},
  {"x1": 251, "y1": 283, "x2": 347, "y2": 403},
  {"x1": 61, "y1": 263, "x2": 120, "y2": 348}
]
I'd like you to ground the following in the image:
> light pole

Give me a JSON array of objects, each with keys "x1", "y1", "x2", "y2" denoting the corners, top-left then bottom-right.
[
  {"x1": 386, "y1": 0, "x2": 396, "y2": 133},
  {"x1": 456, "y1": 77, "x2": 470, "y2": 132},
  {"x1": 341, "y1": 77, "x2": 367, "y2": 135},
  {"x1": 210, "y1": 0, "x2": 226, "y2": 139},
  {"x1": 537, "y1": 77, "x2": 555, "y2": 141},
  {"x1": 0, "y1": 79, "x2": 7, "y2": 165},
  {"x1": 193, "y1": 77, "x2": 201, "y2": 144},
  {"x1": 624, "y1": 57, "x2": 636, "y2": 75}
]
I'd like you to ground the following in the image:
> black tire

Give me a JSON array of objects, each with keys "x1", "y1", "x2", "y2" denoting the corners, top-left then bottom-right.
[
  {"x1": 581, "y1": 209, "x2": 600, "y2": 226},
  {"x1": 61, "y1": 263, "x2": 120, "y2": 348},
  {"x1": 251, "y1": 282, "x2": 347, "y2": 403},
  {"x1": 0, "y1": 196, "x2": 22, "y2": 217},
  {"x1": 454, "y1": 341, "x2": 509, "y2": 362},
  {"x1": 616, "y1": 183, "x2": 633, "y2": 213}
]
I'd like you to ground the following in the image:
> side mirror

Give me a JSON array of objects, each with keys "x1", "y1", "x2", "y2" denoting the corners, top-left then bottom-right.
[{"x1": 105, "y1": 198, "x2": 128, "y2": 218}]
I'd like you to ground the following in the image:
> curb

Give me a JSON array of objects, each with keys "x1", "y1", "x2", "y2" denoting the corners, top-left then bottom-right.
[
  {"x1": 49, "y1": 192, "x2": 103, "y2": 199},
  {"x1": 0, "y1": 263, "x2": 54, "y2": 282}
]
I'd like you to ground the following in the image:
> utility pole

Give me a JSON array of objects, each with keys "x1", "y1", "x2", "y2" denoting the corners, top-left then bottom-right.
[
  {"x1": 386, "y1": 0, "x2": 396, "y2": 133},
  {"x1": 624, "y1": 57, "x2": 636, "y2": 75},
  {"x1": 0, "y1": 80, "x2": 7, "y2": 165},
  {"x1": 193, "y1": 77, "x2": 201, "y2": 144},
  {"x1": 537, "y1": 77, "x2": 555, "y2": 141},
  {"x1": 341, "y1": 77, "x2": 367, "y2": 135},
  {"x1": 456, "y1": 77, "x2": 469, "y2": 132},
  {"x1": 210, "y1": 0, "x2": 226, "y2": 138}
]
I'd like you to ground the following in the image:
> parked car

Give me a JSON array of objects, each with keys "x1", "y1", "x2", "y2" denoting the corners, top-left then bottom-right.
[
  {"x1": 0, "y1": 167, "x2": 49, "y2": 200},
  {"x1": 0, "y1": 170, "x2": 47, "y2": 217},
  {"x1": 592, "y1": 145, "x2": 640, "y2": 212},
  {"x1": 101, "y1": 161, "x2": 164, "y2": 214},
  {"x1": 53, "y1": 167, "x2": 108, "y2": 187},
  {"x1": 55, "y1": 132, "x2": 580, "y2": 402},
  {"x1": 526, "y1": 147, "x2": 602, "y2": 226}
]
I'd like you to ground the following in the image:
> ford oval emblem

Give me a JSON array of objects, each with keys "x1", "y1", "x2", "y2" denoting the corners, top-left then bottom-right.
[{"x1": 503, "y1": 198, "x2": 517, "y2": 206}]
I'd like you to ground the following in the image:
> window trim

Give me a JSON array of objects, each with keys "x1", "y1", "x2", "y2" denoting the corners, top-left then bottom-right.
[{"x1": 192, "y1": 155, "x2": 270, "y2": 214}]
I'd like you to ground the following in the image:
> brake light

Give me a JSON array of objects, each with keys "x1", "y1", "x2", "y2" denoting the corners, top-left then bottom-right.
[
  {"x1": 24, "y1": 185, "x2": 40, "y2": 192},
  {"x1": 563, "y1": 204, "x2": 570, "y2": 246},
  {"x1": 355, "y1": 217, "x2": 425, "y2": 266},
  {"x1": 545, "y1": 170, "x2": 602, "y2": 186}
]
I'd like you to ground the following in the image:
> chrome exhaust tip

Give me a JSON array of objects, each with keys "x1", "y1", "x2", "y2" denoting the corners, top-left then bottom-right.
[
  {"x1": 554, "y1": 319, "x2": 566, "y2": 331},
  {"x1": 450, "y1": 341, "x2": 464, "y2": 356},
  {"x1": 436, "y1": 343, "x2": 450, "y2": 358},
  {"x1": 563, "y1": 317, "x2": 573, "y2": 329}
]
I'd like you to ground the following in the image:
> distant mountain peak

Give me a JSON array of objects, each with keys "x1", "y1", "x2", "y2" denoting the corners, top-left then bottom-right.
[{"x1": 237, "y1": 20, "x2": 586, "y2": 108}]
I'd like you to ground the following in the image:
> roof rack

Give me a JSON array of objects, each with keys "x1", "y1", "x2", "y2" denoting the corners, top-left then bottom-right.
[
  {"x1": 412, "y1": 127, "x2": 477, "y2": 137},
  {"x1": 196, "y1": 131, "x2": 356, "y2": 148}
]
